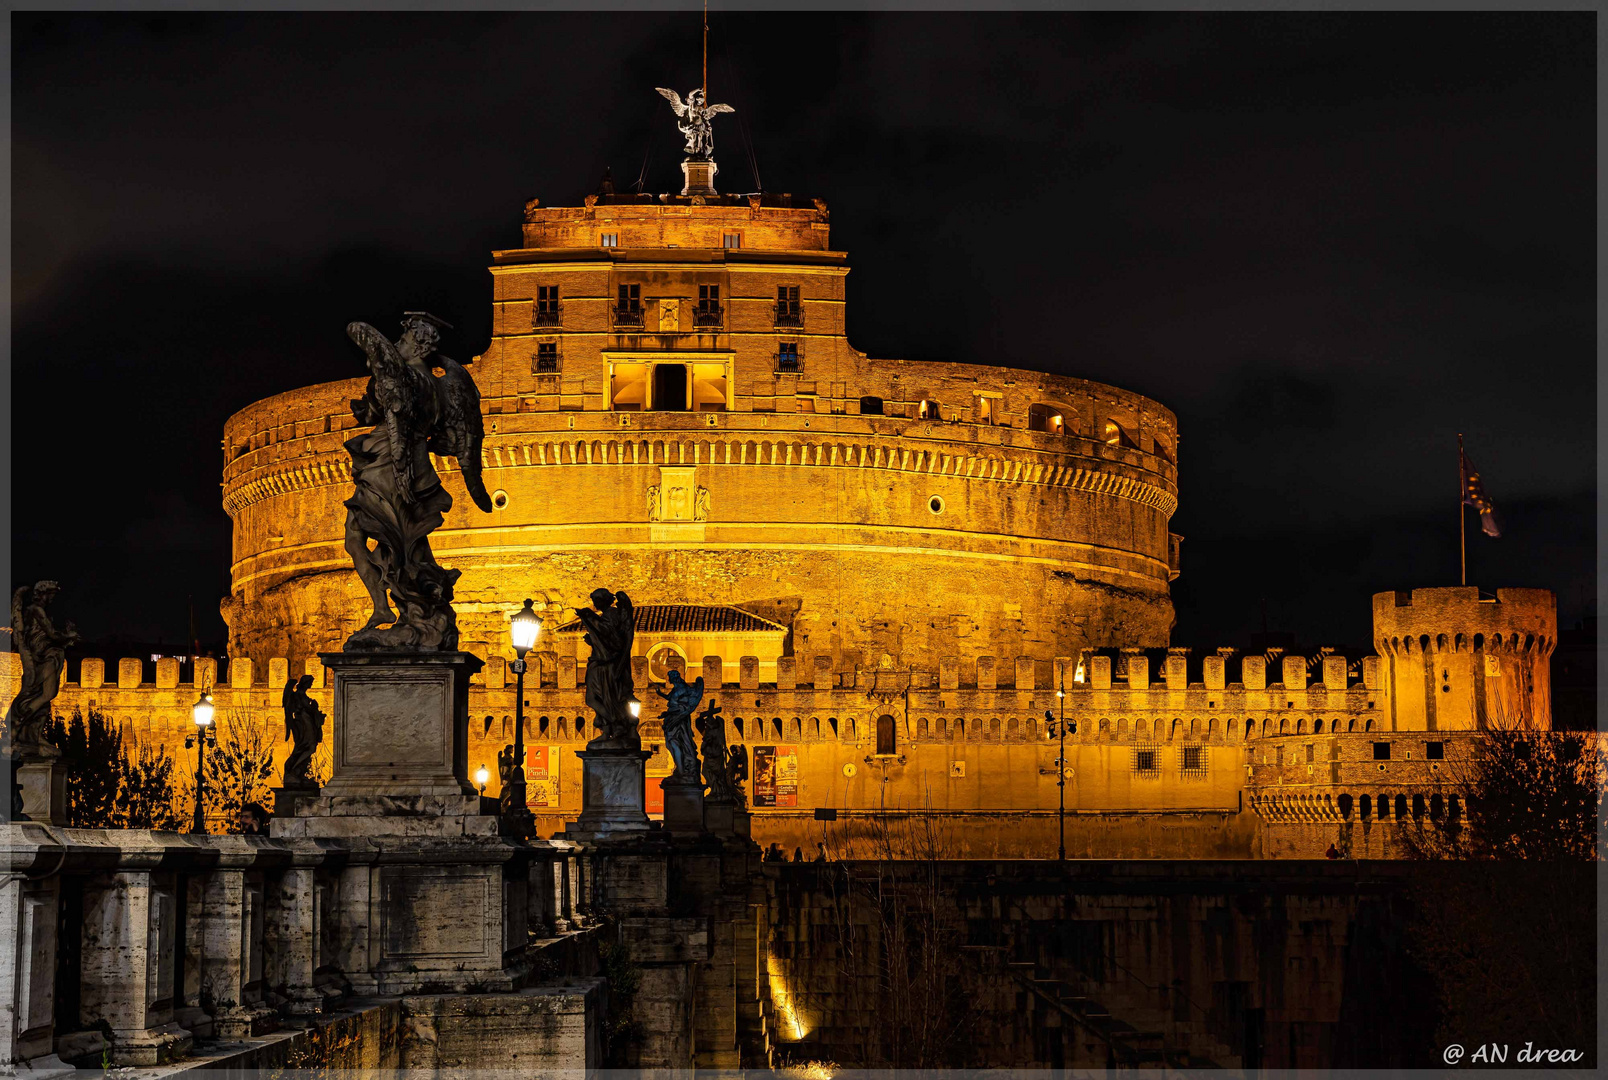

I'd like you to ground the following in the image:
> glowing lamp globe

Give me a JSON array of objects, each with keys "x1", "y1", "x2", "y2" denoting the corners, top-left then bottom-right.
[
  {"x1": 510, "y1": 599, "x2": 541, "y2": 657},
  {"x1": 628, "y1": 700, "x2": 641, "y2": 719},
  {"x1": 474, "y1": 765, "x2": 490, "y2": 789},
  {"x1": 192, "y1": 691, "x2": 215, "y2": 729}
]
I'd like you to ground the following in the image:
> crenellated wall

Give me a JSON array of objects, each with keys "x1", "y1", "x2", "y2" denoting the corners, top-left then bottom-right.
[{"x1": 6, "y1": 584, "x2": 1558, "y2": 859}]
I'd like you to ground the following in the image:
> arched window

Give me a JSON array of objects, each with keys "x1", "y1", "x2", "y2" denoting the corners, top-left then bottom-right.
[
  {"x1": 1027, "y1": 404, "x2": 1066, "y2": 434},
  {"x1": 859, "y1": 396, "x2": 885, "y2": 416},
  {"x1": 918, "y1": 399, "x2": 941, "y2": 420},
  {"x1": 1430, "y1": 794, "x2": 1444, "y2": 820},
  {"x1": 1338, "y1": 794, "x2": 1353, "y2": 819},
  {"x1": 1395, "y1": 794, "x2": 1408, "y2": 820},
  {"x1": 1412, "y1": 794, "x2": 1425, "y2": 819},
  {"x1": 876, "y1": 714, "x2": 897, "y2": 755},
  {"x1": 1359, "y1": 794, "x2": 1371, "y2": 819}
]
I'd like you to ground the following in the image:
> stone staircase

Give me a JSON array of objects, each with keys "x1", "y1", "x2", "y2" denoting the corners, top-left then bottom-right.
[
  {"x1": 963, "y1": 946, "x2": 1240, "y2": 1070},
  {"x1": 737, "y1": 986, "x2": 775, "y2": 1068}
]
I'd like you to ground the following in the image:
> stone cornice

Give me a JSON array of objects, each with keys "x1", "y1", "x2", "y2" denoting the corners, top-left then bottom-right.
[{"x1": 224, "y1": 430, "x2": 1177, "y2": 519}]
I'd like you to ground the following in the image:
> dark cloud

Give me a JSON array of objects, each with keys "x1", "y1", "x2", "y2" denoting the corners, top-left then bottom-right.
[{"x1": 12, "y1": 12, "x2": 1594, "y2": 650}]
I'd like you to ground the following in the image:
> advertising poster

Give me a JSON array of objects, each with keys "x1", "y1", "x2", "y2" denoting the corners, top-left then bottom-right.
[
  {"x1": 525, "y1": 745, "x2": 560, "y2": 809},
  {"x1": 646, "y1": 775, "x2": 666, "y2": 816},
  {"x1": 751, "y1": 745, "x2": 799, "y2": 808}
]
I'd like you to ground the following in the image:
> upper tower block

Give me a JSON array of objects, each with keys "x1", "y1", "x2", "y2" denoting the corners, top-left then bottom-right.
[
  {"x1": 518, "y1": 193, "x2": 832, "y2": 252},
  {"x1": 1372, "y1": 587, "x2": 1557, "y2": 731}
]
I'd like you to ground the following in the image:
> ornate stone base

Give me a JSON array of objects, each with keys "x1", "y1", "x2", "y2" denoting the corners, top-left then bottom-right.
[
  {"x1": 661, "y1": 777, "x2": 706, "y2": 838},
  {"x1": 681, "y1": 158, "x2": 718, "y2": 196},
  {"x1": 316, "y1": 650, "x2": 482, "y2": 800},
  {"x1": 566, "y1": 748, "x2": 654, "y2": 841},
  {"x1": 17, "y1": 758, "x2": 65, "y2": 826}
]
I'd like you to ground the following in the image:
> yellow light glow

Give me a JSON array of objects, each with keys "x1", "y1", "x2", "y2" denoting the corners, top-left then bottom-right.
[
  {"x1": 766, "y1": 966, "x2": 810, "y2": 1040},
  {"x1": 474, "y1": 765, "x2": 490, "y2": 788}
]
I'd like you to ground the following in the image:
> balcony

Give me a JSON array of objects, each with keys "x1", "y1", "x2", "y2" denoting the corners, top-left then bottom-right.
[
  {"x1": 612, "y1": 306, "x2": 644, "y2": 330},
  {"x1": 774, "y1": 305, "x2": 803, "y2": 328},
  {"x1": 693, "y1": 305, "x2": 724, "y2": 329},
  {"x1": 533, "y1": 306, "x2": 562, "y2": 328},
  {"x1": 775, "y1": 353, "x2": 800, "y2": 373}
]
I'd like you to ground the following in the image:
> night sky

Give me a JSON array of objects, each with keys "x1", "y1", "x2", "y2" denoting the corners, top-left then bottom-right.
[{"x1": 11, "y1": 12, "x2": 1596, "y2": 657}]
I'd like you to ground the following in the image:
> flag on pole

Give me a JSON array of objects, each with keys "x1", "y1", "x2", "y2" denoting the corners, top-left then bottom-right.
[{"x1": 1459, "y1": 446, "x2": 1500, "y2": 538}]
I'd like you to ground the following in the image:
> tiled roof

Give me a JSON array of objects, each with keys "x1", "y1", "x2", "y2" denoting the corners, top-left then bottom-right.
[{"x1": 554, "y1": 604, "x2": 787, "y2": 636}]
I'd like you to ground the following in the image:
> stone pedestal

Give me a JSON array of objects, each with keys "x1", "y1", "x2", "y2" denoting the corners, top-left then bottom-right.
[
  {"x1": 317, "y1": 650, "x2": 482, "y2": 799},
  {"x1": 661, "y1": 778, "x2": 706, "y2": 838},
  {"x1": 566, "y1": 748, "x2": 653, "y2": 841},
  {"x1": 16, "y1": 755, "x2": 65, "y2": 826},
  {"x1": 703, "y1": 797, "x2": 751, "y2": 840},
  {"x1": 681, "y1": 158, "x2": 718, "y2": 197}
]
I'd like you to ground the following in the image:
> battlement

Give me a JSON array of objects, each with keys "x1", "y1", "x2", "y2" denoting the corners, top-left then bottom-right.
[
  {"x1": 4, "y1": 646, "x2": 1381, "y2": 698},
  {"x1": 1373, "y1": 586, "x2": 1557, "y2": 654}
]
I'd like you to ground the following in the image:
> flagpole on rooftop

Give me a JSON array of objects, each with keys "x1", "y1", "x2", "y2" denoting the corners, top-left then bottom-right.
[{"x1": 1458, "y1": 432, "x2": 1467, "y2": 587}]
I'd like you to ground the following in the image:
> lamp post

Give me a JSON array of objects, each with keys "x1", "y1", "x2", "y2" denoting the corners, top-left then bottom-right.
[
  {"x1": 507, "y1": 599, "x2": 542, "y2": 837},
  {"x1": 186, "y1": 687, "x2": 216, "y2": 834},
  {"x1": 475, "y1": 765, "x2": 490, "y2": 796},
  {"x1": 1044, "y1": 656, "x2": 1083, "y2": 862}
]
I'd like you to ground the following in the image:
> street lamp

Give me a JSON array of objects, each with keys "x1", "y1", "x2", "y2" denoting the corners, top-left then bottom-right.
[
  {"x1": 1044, "y1": 657, "x2": 1081, "y2": 861},
  {"x1": 186, "y1": 687, "x2": 216, "y2": 834},
  {"x1": 475, "y1": 764, "x2": 490, "y2": 795},
  {"x1": 506, "y1": 599, "x2": 542, "y2": 837}
]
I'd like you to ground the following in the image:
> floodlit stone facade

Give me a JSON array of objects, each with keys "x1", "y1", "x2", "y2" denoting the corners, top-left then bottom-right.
[{"x1": 11, "y1": 190, "x2": 1562, "y2": 858}]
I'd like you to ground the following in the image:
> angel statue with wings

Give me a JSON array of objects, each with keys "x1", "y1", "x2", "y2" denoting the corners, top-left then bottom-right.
[
  {"x1": 4, "y1": 581, "x2": 79, "y2": 753},
  {"x1": 656, "y1": 87, "x2": 734, "y2": 160},
  {"x1": 655, "y1": 668, "x2": 704, "y2": 782},
  {"x1": 342, "y1": 312, "x2": 492, "y2": 651}
]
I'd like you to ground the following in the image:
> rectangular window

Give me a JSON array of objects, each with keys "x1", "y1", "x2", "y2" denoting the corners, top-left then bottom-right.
[
  {"x1": 535, "y1": 285, "x2": 560, "y2": 326},
  {"x1": 1181, "y1": 746, "x2": 1204, "y2": 772},
  {"x1": 1425, "y1": 741, "x2": 1444, "y2": 760},
  {"x1": 1372, "y1": 742, "x2": 1391, "y2": 761},
  {"x1": 777, "y1": 341, "x2": 800, "y2": 371},
  {"x1": 776, "y1": 285, "x2": 802, "y2": 326},
  {"x1": 613, "y1": 284, "x2": 642, "y2": 328},
  {"x1": 976, "y1": 396, "x2": 997, "y2": 425},
  {"x1": 600, "y1": 233, "x2": 618, "y2": 247},
  {"x1": 535, "y1": 342, "x2": 558, "y2": 373},
  {"x1": 722, "y1": 232, "x2": 742, "y2": 249},
  {"x1": 695, "y1": 284, "x2": 722, "y2": 328},
  {"x1": 1134, "y1": 749, "x2": 1158, "y2": 775}
]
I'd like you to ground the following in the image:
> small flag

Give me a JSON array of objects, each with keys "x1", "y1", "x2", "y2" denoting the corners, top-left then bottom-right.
[{"x1": 1460, "y1": 446, "x2": 1500, "y2": 538}]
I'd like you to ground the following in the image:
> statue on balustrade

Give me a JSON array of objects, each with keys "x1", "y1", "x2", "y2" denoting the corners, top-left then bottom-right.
[
  {"x1": 4, "y1": 581, "x2": 78, "y2": 753},
  {"x1": 697, "y1": 698, "x2": 742, "y2": 803},
  {"x1": 655, "y1": 668, "x2": 704, "y2": 781},
  {"x1": 727, "y1": 743, "x2": 749, "y2": 808},
  {"x1": 497, "y1": 745, "x2": 516, "y2": 812},
  {"x1": 341, "y1": 312, "x2": 493, "y2": 652},
  {"x1": 577, "y1": 588, "x2": 639, "y2": 749},
  {"x1": 280, "y1": 675, "x2": 325, "y2": 789}
]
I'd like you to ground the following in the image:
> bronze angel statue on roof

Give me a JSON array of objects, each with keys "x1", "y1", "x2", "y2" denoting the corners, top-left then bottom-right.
[
  {"x1": 656, "y1": 87, "x2": 734, "y2": 160},
  {"x1": 342, "y1": 312, "x2": 492, "y2": 651}
]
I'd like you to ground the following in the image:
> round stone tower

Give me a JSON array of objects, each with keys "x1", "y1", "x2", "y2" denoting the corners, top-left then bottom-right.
[
  {"x1": 1372, "y1": 586, "x2": 1557, "y2": 731},
  {"x1": 221, "y1": 188, "x2": 1181, "y2": 675}
]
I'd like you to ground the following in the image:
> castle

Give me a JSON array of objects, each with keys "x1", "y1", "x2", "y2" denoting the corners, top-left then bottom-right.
[{"x1": 9, "y1": 176, "x2": 1559, "y2": 858}]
